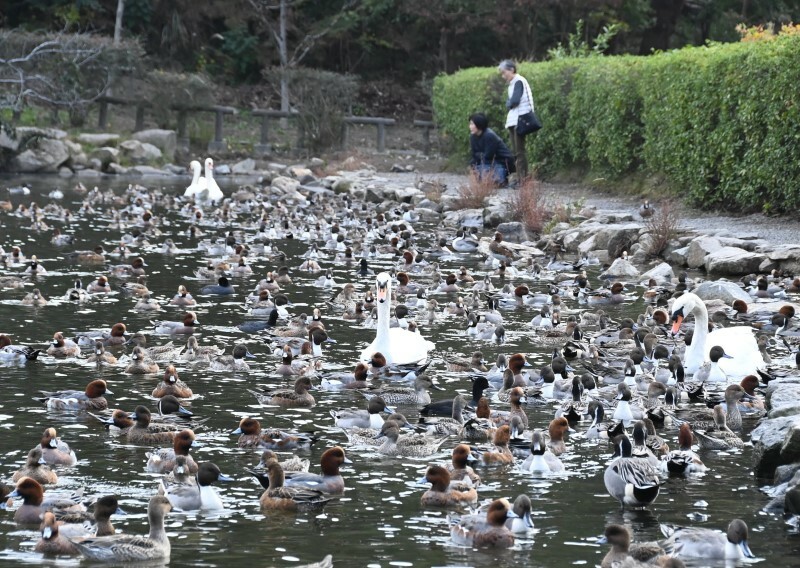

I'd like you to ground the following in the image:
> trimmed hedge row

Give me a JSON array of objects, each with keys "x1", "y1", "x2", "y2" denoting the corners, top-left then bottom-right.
[{"x1": 432, "y1": 35, "x2": 800, "y2": 212}]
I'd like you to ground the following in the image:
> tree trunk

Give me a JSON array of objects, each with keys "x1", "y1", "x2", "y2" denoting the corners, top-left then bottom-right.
[
  {"x1": 114, "y1": 0, "x2": 125, "y2": 45},
  {"x1": 279, "y1": 0, "x2": 289, "y2": 126},
  {"x1": 639, "y1": 0, "x2": 685, "y2": 54},
  {"x1": 439, "y1": 27, "x2": 448, "y2": 73}
]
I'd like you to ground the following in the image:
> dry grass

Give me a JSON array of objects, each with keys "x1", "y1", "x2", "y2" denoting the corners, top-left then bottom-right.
[
  {"x1": 419, "y1": 177, "x2": 445, "y2": 202},
  {"x1": 507, "y1": 177, "x2": 551, "y2": 235},
  {"x1": 313, "y1": 151, "x2": 373, "y2": 176},
  {"x1": 455, "y1": 170, "x2": 500, "y2": 209},
  {"x1": 643, "y1": 200, "x2": 682, "y2": 257}
]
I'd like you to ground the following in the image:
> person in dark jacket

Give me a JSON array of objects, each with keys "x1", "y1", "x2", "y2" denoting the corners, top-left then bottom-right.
[{"x1": 469, "y1": 113, "x2": 515, "y2": 186}]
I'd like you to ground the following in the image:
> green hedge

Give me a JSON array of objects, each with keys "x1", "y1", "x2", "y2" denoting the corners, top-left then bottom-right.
[{"x1": 432, "y1": 35, "x2": 800, "y2": 212}]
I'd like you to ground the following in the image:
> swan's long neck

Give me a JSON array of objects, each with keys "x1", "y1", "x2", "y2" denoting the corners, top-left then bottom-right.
[
  {"x1": 377, "y1": 285, "x2": 391, "y2": 339},
  {"x1": 205, "y1": 163, "x2": 214, "y2": 182},
  {"x1": 688, "y1": 298, "x2": 709, "y2": 365},
  {"x1": 191, "y1": 165, "x2": 201, "y2": 184}
]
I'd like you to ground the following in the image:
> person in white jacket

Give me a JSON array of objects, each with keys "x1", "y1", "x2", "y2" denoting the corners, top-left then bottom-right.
[{"x1": 498, "y1": 59, "x2": 534, "y2": 182}]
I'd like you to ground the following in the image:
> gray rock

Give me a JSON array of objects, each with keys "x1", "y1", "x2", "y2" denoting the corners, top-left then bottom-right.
[
  {"x1": 717, "y1": 236, "x2": 768, "y2": 252},
  {"x1": 231, "y1": 158, "x2": 257, "y2": 174},
  {"x1": 332, "y1": 178, "x2": 353, "y2": 194},
  {"x1": 774, "y1": 463, "x2": 800, "y2": 486},
  {"x1": 577, "y1": 234, "x2": 597, "y2": 255},
  {"x1": 365, "y1": 188, "x2": 384, "y2": 204},
  {"x1": 664, "y1": 243, "x2": 688, "y2": 266},
  {"x1": 107, "y1": 162, "x2": 129, "y2": 175},
  {"x1": 607, "y1": 229, "x2": 640, "y2": 259},
  {"x1": 394, "y1": 187, "x2": 422, "y2": 203},
  {"x1": 9, "y1": 138, "x2": 70, "y2": 173},
  {"x1": 562, "y1": 230, "x2": 583, "y2": 252},
  {"x1": 63, "y1": 139, "x2": 88, "y2": 167},
  {"x1": 89, "y1": 146, "x2": 120, "y2": 167},
  {"x1": 759, "y1": 258, "x2": 780, "y2": 273},
  {"x1": 58, "y1": 166, "x2": 73, "y2": 176},
  {"x1": 767, "y1": 244, "x2": 800, "y2": 273},
  {"x1": 483, "y1": 204, "x2": 506, "y2": 228},
  {"x1": 416, "y1": 198, "x2": 442, "y2": 212},
  {"x1": 686, "y1": 236, "x2": 722, "y2": 269},
  {"x1": 705, "y1": 247, "x2": 766, "y2": 275},
  {"x1": 88, "y1": 158, "x2": 103, "y2": 171},
  {"x1": 214, "y1": 164, "x2": 231, "y2": 175},
  {"x1": 600, "y1": 257, "x2": 640, "y2": 279},
  {"x1": 288, "y1": 165, "x2": 313, "y2": 179},
  {"x1": 782, "y1": 422, "x2": 800, "y2": 464},
  {"x1": 591, "y1": 223, "x2": 641, "y2": 253},
  {"x1": 309, "y1": 157, "x2": 324, "y2": 167},
  {"x1": 692, "y1": 280, "x2": 750, "y2": 304},
  {"x1": 444, "y1": 208, "x2": 484, "y2": 229},
  {"x1": 751, "y1": 415, "x2": 800, "y2": 478},
  {"x1": 15, "y1": 126, "x2": 67, "y2": 140},
  {"x1": 120, "y1": 139, "x2": 162, "y2": 164},
  {"x1": 768, "y1": 384, "x2": 800, "y2": 418},
  {"x1": 129, "y1": 165, "x2": 169, "y2": 176},
  {"x1": 76, "y1": 168, "x2": 102, "y2": 178},
  {"x1": 272, "y1": 176, "x2": 300, "y2": 194},
  {"x1": 414, "y1": 207, "x2": 441, "y2": 222},
  {"x1": 77, "y1": 133, "x2": 120, "y2": 146},
  {"x1": 131, "y1": 129, "x2": 176, "y2": 161},
  {"x1": 496, "y1": 222, "x2": 529, "y2": 244},
  {"x1": 0, "y1": 126, "x2": 19, "y2": 152},
  {"x1": 163, "y1": 163, "x2": 188, "y2": 175},
  {"x1": 640, "y1": 262, "x2": 675, "y2": 285},
  {"x1": 629, "y1": 249, "x2": 648, "y2": 266}
]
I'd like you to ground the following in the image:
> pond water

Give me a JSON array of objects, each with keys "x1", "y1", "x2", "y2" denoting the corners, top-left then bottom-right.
[{"x1": 0, "y1": 174, "x2": 797, "y2": 567}]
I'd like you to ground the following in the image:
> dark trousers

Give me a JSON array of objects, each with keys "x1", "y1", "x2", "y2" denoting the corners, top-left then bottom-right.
[{"x1": 508, "y1": 126, "x2": 528, "y2": 180}]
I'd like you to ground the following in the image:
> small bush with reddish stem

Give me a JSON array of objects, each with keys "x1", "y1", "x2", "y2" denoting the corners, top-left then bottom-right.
[
  {"x1": 455, "y1": 170, "x2": 500, "y2": 209},
  {"x1": 507, "y1": 177, "x2": 551, "y2": 236},
  {"x1": 643, "y1": 201, "x2": 682, "y2": 257}
]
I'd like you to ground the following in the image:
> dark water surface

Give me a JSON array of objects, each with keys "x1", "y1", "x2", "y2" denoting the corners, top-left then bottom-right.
[{"x1": 0, "y1": 175, "x2": 797, "y2": 567}]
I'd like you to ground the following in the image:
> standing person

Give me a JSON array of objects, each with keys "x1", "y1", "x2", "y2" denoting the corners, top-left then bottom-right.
[
  {"x1": 499, "y1": 59, "x2": 533, "y2": 183},
  {"x1": 468, "y1": 113, "x2": 515, "y2": 187}
]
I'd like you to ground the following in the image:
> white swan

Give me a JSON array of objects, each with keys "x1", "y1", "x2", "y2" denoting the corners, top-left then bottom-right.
[
  {"x1": 670, "y1": 292, "x2": 763, "y2": 379},
  {"x1": 184, "y1": 160, "x2": 206, "y2": 198},
  {"x1": 360, "y1": 272, "x2": 435, "y2": 365},
  {"x1": 202, "y1": 158, "x2": 224, "y2": 202}
]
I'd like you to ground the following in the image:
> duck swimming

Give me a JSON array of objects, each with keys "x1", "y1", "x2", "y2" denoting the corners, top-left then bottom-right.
[
  {"x1": 68, "y1": 495, "x2": 172, "y2": 562},
  {"x1": 360, "y1": 272, "x2": 435, "y2": 365},
  {"x1": 449, "y1": 498, "x2": 516, "y2": 548}
]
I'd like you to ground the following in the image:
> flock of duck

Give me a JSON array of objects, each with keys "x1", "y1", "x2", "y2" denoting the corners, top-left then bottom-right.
[{"x1": 0, "y1": 171, "x2": 798, "y2": 566}]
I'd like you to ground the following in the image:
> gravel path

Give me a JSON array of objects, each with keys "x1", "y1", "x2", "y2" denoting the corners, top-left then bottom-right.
[{"x1": 379, "y1": 171, "x2": 800, "y2": 247}]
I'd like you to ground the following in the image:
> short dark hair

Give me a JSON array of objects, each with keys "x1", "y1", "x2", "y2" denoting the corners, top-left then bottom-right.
[{"x1": 469, "y1": 113, "x2": 488, "y2": 131}]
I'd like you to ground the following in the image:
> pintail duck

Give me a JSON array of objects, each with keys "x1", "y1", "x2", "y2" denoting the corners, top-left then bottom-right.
[
  {"x1": 162, "y1": 461, "x2": 233, "y2": 511},
  {"x1": 449, "y1": 498, "x2": 516, "y2": 548},
  {"x1": 598, "y1": 524, "x2": 667, "y2": 568},
  {"x1": 127, "y1": 334, "x2": 182, "y2": 363},
  {"x1": 374, "y1": 422, "x2": 448, "y2": 457},
  {"x1": 250, "y1": 376, "x2": 316, "y2": 407},
  {"x1": 35, "y1": 379, "x2": 112, "y2": 411},
  {"x1": 362, "y1": 374, "x2": 441, "y2": 406},
  {"x1": 488, "y1": 232, "x2": 517, "y2": 262},
  {"x1": 257, "y1": 458, "x2": 333, "y2": 512},
  {"x1": 146, "y1": 429, "x2": 199, "y2": 474},
  {"x1": 12, "y1": 447, "x2": 58, "y2": 485},
  {"x1": 521, "y1": 430, "x2": 565, "y2": 473},
  {"x1": 152, "y1": 364, "x2": 193, "y2": 398},
  {"x1": 604, "y1": 434, "x2": 661, "y2": 508},
  {"x1": 46, "y1": 332, "x2": 81, "y2": 358},
  {"x1": 659, "y1": 518, "x2": 754, "y2": 560},
  {"x1": 179, "y1": 335, "x2": 222, "y2": 362},
  {"x1": 68, "y1": 495, "x2": 172, "y2": 562},
  {"x1": 418, "y1": 395, "x2": 467, "y2": 437},
  {"x1": 231, "y1": 417, "x2": 316, "y2": 451},
  {"x1": 677, "y1": 384, "x2": 751, "y2": 431},
  {"x1": 692, "y1": 405, "x2": 744, "y2": 451}
]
